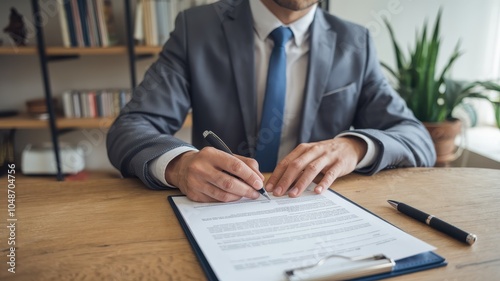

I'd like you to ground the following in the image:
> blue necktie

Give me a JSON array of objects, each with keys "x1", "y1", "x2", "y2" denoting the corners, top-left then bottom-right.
[{"x1": 255, "y1": 26, "x2": 293, "y2": 172}]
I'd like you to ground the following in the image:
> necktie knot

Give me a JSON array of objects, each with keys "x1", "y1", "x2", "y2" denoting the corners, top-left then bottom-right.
[{"x1": 270, "y1": 26, "x2": 293, "y2": 48}]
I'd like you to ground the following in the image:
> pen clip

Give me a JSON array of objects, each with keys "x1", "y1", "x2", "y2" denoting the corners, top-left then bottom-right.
[{"x1": 203, "y1": 130, "x2": 233, "y2": 154}]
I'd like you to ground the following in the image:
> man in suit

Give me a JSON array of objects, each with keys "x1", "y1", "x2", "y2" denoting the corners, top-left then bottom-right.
[{"x1": 107, "y1": 0, "x2": 436, "y2": 202}]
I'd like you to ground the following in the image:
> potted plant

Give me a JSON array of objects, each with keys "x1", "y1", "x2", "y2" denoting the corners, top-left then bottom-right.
[
  {"x1": 445, "y1": 80, "x2": 500, "y2": 128},
  {"x1": 382, "y1": 10, "x2": 500, "y2": 166}
]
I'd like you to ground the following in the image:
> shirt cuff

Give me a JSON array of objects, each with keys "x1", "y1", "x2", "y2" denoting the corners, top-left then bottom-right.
[
  {"x1": 336, "y1": 132, "x2": 379, "y2": 169},
  {"x1": 149, "y1": 147, "x2": 199, "y2": 187}
]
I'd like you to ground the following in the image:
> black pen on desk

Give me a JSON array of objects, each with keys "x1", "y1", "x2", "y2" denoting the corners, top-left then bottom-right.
[
  {"x1": 388, "y1": 200, "x2": 477, "y2": 245},
  {"x1": 203, "y1": 130, "x2": 271, "y2": 200}
]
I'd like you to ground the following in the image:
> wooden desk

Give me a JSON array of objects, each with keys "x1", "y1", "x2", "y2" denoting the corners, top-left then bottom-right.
[{"x1": 1, "y1": 168, "x2": 499, "y2": 280}]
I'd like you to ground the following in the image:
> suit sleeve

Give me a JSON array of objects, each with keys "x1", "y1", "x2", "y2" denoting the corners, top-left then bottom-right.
[
  {"x1": 350, "y1": 30, "x2": 436, "y2": 174},
  {"x1": 106, "y1": 12, "x2": 195, "y2": 189}
]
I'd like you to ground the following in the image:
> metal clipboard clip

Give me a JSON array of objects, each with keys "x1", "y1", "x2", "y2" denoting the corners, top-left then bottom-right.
[{"x1": 285, "y1": 254, "x2": 395, "y2": 281}]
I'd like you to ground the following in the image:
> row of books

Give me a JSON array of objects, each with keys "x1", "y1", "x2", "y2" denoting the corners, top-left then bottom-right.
[
  {"x1": 134, "y1": 0, "x2": 218, "y2": 46},
  {"x1": 58, "y1": 0, "x2": 118, "y2": 47},
  {"x1": 60, "y1": 89, "x2": 132, "y2": 118}
]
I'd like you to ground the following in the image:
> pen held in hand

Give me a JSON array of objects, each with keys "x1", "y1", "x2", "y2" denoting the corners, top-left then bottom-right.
[
  {"x1": 388, "y1": 200, "x2": 477, "y2": 245},
  {"x1": 203, "y1": 130, "x2": 271, "y2": 200}
]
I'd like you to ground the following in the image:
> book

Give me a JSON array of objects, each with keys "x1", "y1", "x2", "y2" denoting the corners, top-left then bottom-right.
[
  {"x1": 77, "y1": 0, "x2": 90, "y2": 46},
  {"x1": 148, "y1": 0, "x2": 158, "y2": 46},
  {"x1": 156, "y1": 0, "x2": 170, "y2": 45},
  {"x1": 168, "y1": 0, "x2": 178, "y2": 34},
  {"x1": 133, "y1": 0, "x2": 144, "y2": 45},
  {"x1": 94, "y1": 0, "x2": 109, "y2": 46},
  {"x1": 58, "y1": 0, "x2": 71, "y2": 47},
  {"x1": 71, "y1": 0, "x2": 84, "y2": 47},
  {"x1": 87, "y1": 91, "x2": 96, "y2": 117},
  {"x1": 72, "y1": 91, "x2": 81, "y2": 118},
  {"x1": 112, "y1": 90, "x2": 121, "y2": 116},
  {"x1": 143, "y1": 0, "x2": 152, "y2": 46},
  {"x1": 86, "y1": 0, "x2": 100, "y2": 46},
  {"x1": 95, "y1": 91, "x2": 103, "y2": 117},
  {"x1": 60, "y1": 89, "x2": 131, "y2": 118},
  {"x1": 134, "y1": 0, "x2": 218, "y2": 47},
  {"x1": 102, "y1": 0, "x2": 118, "y2": 46},
  {"x1": 63, "y1": 0, "x2": 78, "y2": 47},
  {"x1": 61, "y1": 91, "x2": 73, "y2": 117}
]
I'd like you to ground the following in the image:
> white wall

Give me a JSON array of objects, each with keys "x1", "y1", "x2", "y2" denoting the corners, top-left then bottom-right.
[
  {"x1": 329, "y1": 0, "x2": 500, "y2": 81},
  {"x1": 328, "y1": 0, "x2": 500, "y2": 168}
]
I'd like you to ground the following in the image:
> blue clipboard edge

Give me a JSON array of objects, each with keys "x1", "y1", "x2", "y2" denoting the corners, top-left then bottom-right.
[
  {"x1": 168, "y1": 195, "x2": 219, "y2": 281},
  {"x1": 167, "y1": 190, "x2": 447, "y2": 281},
  {"x1": 351, "y1": 251, "x2": 447, "y2": 281}
]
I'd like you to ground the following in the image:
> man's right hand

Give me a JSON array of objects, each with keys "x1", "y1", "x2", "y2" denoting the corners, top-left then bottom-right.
[{"x1": 165, "y1": 147, "x2": 265, "y2": 202}]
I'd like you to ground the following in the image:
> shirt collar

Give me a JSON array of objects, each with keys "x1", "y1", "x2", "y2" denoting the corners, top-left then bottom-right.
[{"x1": 249, "y1": 0, "x2": 317, "y2": 46}]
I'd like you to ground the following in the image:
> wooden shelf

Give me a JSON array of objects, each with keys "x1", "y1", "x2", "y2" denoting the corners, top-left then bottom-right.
[
  {"x1": 0, "y1": 46, "x2": 162, "y2": 56},
  {"x1": 0, "y1": 115, "x2": 115, "y2": 129},
  {"x1": 0, "y1": 47, "x2": 37, "y2": 55},
  {"x1": 135, "y1": 46, "x2": 162, "y2": 55},
  {"x1": 48, "y1": 47, "x2": 127, "y2": 56},
  {"x1": 0, "y1": 113, "x2": 192, "y2": 130}
]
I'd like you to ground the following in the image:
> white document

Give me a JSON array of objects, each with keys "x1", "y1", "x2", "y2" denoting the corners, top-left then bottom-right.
[{"x1": 170, "y1": 184, "x2": 436, "y2": 281}]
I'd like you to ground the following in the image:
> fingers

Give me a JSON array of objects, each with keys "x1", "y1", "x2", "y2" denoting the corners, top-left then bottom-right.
[
  {"x1": 182, "y1": 184, "x2": 234, "y2": 203},
  {"x1": 171, "y1": 147, "x2": 262, "y2": 202},
  {"x1": 271, "y1": 143, "x2": 327, "y2": 197},
  {"x1": 267, "y1": 138, "x2": 363, "y2": 198},
  {"x1": 207, "y1": 166, "x2": 261, "y2": 200},
  {"x1": 177, "y1": 163, "x2": 245, "y2": 202},
  {"x1": 288, "y1": 155, "x2": 330, "y2": 197},
  {"x1": 266, "y1": 144, "x2": 308, "y2": 194},
  {"x1": 236, "y1": 155, "x2": 265, "y2": 182},
  {"x1": 315, "y1": 166, "x2": 341, "y2": 194},
  {"x1": 213, "y1": 151, "x2": 264, "y2": 192}
]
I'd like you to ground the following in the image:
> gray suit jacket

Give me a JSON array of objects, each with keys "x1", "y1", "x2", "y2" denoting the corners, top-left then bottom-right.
[{"x1": 107, "y1": 0, "x2": 436, "y2": 189}]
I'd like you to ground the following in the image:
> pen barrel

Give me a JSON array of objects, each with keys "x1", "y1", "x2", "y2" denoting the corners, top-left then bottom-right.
[
  {"x1": 397, "y1": 203, "x2": 429, "y2": 223},
  {"x1": 396, "y1": 202, "x2": 476, "y2": 245},
  {"x1": 428, "y1": 217, "x2": 470, "y2": 243}
]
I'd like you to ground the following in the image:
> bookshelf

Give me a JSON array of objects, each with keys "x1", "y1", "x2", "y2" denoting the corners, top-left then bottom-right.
[
  {"x1": 0, "y1": 0, "x2": 162, "y2": 180},
  {"x1": 1, "y1": 0, "x2": 329, "y2": 180}
]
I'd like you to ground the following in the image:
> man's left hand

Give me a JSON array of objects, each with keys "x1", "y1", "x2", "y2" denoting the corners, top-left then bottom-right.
[{"x1": 266, "y1": 136, "x2": 367, "y2": 197}]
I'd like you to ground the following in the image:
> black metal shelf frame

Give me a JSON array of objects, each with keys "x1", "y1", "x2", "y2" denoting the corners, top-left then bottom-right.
[
  {"x1": 29, "y1": 0, "x2": 138, "y2": 181},
  {"x1": 27, "y1": 0, "x2": 329, "y2": 181}
]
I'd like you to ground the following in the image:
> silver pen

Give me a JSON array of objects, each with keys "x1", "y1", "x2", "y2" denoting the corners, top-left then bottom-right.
[{"x1": 203, "y1": 130, "x2": 271, "y2": 200}]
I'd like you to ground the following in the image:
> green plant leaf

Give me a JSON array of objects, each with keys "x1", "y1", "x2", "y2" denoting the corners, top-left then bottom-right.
[
  {"x1": 383, "y1": 18, "x2": 406, "y2": 71},
  {"x1": 381, "y1": 62, "x2": 398, "y2": 80},
  {"x1": 382, "y1": 8, "x2": 500, "y2": 126},
  {"x1": 380, "y1": 8, "x2": 482, "y2": 123}
]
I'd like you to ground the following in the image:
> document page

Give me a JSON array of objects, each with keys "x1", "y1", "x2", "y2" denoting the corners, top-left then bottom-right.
[{"x1": 170, "y1": 185, "x2": 435, "y2": 281}]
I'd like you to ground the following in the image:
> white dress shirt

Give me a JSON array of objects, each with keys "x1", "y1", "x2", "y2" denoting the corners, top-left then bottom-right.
[{"x1": 150, "y1": 0, "x2": 377, "y2": 186}]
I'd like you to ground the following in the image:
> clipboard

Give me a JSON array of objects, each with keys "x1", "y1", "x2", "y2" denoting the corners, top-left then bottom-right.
[
  {"x1": 168, "y1": 190, "x2": 447, "y2": 281},
  {"x1": 283, "y1": 251, "x2": 445, "y2": 280}
]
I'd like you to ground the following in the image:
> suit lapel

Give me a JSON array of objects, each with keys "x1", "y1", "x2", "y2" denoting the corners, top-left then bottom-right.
[
  {"x1": 299, "y1": 10, "x2": 337, "y2": 143},
  {"x1": 221, "y1": 0, "x2": 257, "y2": 152}
]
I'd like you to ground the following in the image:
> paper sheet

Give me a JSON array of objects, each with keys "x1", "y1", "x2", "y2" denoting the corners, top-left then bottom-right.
[{"x1": 171, "y1": 184, "x2": 435, "y2": 281}]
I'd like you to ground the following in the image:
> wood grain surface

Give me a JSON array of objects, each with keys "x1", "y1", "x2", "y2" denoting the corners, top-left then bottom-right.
[{"x1": 1, "y1": 168, "x2": 499, "y2": 280}]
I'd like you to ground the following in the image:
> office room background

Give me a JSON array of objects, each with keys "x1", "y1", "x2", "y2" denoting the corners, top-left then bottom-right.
[{"x1": 0, "y1": 0, "x2": 499, "y2": 174}]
